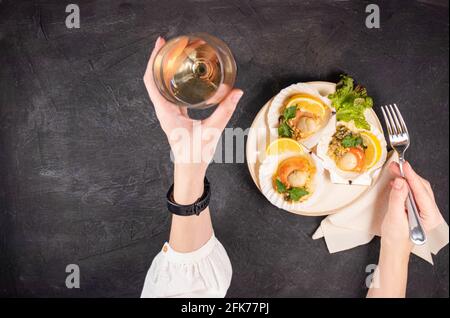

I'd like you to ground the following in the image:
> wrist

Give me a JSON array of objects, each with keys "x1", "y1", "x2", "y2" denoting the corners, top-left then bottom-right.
[
  {"x1": 173, "y1": 163, "x2": 207, "y2": 205},
  {"x1": 369, "y1": 240, "x2": 410, "y2": 298},
  {"x1": 174, "y1": 163, "x2": 207, "y2": 180},
  {"x1": 380, "y1": 238, "x2": 412, "y2": 264}
]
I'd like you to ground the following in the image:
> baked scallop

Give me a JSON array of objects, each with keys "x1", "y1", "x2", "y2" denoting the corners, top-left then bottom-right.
[
  {"x1": 267, "y1": 83, "x2": 334, "y2": 149},
  {"x1": 316, "y1": 121, "x2": 387, "y2": 183},
  {"x1": 259, "y1": 151, "x2": 325, "y2": 211}
]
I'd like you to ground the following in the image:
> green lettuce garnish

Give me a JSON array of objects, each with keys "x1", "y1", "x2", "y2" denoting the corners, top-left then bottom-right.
[{"x1": 328, "y1": 75, "x2": 373, "y2": 130}]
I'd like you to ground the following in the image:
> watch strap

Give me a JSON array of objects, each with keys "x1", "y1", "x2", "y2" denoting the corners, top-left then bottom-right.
[{"x1": 166, "y1": 178, "x2": 210, "y2": 216}]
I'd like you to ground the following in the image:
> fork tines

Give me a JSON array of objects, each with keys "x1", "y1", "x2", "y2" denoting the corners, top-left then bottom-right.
[{"x1": 381, "y1": 104, "x2": 409, "y2": 137}]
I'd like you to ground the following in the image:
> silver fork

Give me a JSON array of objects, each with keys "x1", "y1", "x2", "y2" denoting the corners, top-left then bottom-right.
[{"x1": 381, "y1": 104, "x2": 426, "y2": 245}]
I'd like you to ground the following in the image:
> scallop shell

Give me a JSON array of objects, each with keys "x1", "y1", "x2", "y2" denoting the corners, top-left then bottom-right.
[
  {"x1": 267, "y1": 83, "x2": 334, "y2": 149},
  {"x1": 316, "y1": 120, "x2": 388, "y2": 183},
  {"x1": 258, "y1": 151, "x2": 325, "y2": 211}
]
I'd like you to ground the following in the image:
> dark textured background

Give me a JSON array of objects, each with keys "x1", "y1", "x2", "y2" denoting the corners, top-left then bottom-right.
[{"x1": 0, "y1": 0, "x2": 448, "y2": 297}]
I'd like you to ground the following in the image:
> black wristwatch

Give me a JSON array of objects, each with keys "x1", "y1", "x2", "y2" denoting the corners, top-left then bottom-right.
[{"x1": 166, "y1": 178, "x2": 211, "y2": 216}]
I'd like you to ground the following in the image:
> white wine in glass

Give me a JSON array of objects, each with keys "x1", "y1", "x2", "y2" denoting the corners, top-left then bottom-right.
[{"x1": 153, "y1": 33, "x2": 237, "y2": 109}]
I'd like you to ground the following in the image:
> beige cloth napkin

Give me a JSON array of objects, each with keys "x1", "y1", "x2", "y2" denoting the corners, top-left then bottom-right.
[{"x1": 312, "y1": 152, "x2": 449, "y2": 264}]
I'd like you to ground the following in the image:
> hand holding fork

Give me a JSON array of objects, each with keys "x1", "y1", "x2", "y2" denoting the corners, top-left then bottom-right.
[{"x1": 381, "y1": 104, "x2": 427, "y2": 245}]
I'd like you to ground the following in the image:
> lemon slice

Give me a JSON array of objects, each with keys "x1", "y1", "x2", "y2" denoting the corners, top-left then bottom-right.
[
  {"x1": 285, "y1": 94, "x2": 328, "y2": 117},
  {"x1": 360, "y1": 131, "x2": 382, "y2": 169},
  {"x1": 266, "y1": 138, "x2": 304, "y2": 156}
]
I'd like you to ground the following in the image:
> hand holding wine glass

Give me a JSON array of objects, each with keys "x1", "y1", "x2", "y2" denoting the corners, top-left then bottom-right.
[{"x1": 143, "y1": 36, "x2": 243, "y2": 251}]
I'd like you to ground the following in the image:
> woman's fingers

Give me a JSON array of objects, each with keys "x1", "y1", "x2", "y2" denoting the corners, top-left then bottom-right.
[
  {"x1": 179, "y1": 106, "x2": 189, "y2": 118},
  {"x1": 403, "y1": 162, "x2": 436, "y2": 200},
  {"x1": 388, "y1": 178, "x2": 409, "y2": 218},
  {"x1": 388, "y1": 161, "x2": 434, "y2": 198},
  {"x1": 143, "y1": 37, "x2": 166, "y2": 103},
  {"x1": 143, "y1": 37, "x2": 183, "y2": 120},
  {"x1": 388, "y1": 161, "x2": 438, "y2": 220},
  {"x1": 203, "y1": 89, "x2": 244, "y2": 130}
]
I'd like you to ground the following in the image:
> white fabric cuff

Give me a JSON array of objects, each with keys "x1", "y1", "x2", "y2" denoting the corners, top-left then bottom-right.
[{"x1": 141, "y1": 233, "x2": 232, "y2": 298}]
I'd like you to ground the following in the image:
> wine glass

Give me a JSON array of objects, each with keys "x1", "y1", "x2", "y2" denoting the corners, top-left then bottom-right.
[{"x1": 152, "y1": 33, "x2": 237, "y2": 109}]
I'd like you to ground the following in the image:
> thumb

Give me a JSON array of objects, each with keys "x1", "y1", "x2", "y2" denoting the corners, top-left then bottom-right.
[
  {"x1": 203, "y1": 89, "x2": 244, "y2": 130},
  {"x1": 388, "y1": 178, "x2": 409, "y2": 215}
]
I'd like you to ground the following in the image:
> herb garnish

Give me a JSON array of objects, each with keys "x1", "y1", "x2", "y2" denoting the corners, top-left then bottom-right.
[
  {"x1": 287, "y1": 187, "x2": 309, "y2": 201},
  {"x1": 283, "y1": 105, "x2": 297, "y2": 120},
  {"x1": 275, "y1": 178, "x2": 309, "y2": 201},
  {"x1": 278, "y1": 122, "x2": 293, "y2": 138},
  {"x1": 341, "y1": 135, "x2": 364, "y2": 148},
  {"x1": 275, "y1": 178, "x2": 287, "y2": 193},
  {"x1": 278, "y1": 105, "x2": 298, "y2": 138}
]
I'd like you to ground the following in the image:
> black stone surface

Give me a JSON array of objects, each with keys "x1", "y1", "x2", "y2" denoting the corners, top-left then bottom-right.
[{"x1": 0, "y1": 0, "x2": 448, "y2": 297}]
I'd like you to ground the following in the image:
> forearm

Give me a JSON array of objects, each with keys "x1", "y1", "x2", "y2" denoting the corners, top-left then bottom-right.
[
  {"x1": 367, "y1": 241, "x2": 410, "y2": 298},
  {"x1": 168, "y1": 163, "x2": 213, "y2": 252}
]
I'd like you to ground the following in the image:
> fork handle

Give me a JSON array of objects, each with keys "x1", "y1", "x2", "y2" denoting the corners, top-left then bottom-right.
[{"x1": 399, "y1": 160, "x2": 427, "y2": 245}]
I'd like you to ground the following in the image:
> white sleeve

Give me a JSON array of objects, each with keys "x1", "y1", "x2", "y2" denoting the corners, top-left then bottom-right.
[{"x1": 140, "y1": 233, "x2": 232, "y2": 298}]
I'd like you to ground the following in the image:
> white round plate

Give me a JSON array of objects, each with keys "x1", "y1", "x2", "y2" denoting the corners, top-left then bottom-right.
[{"x1": 246, "y1": 81, "x2": 384, "y2": 216}]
